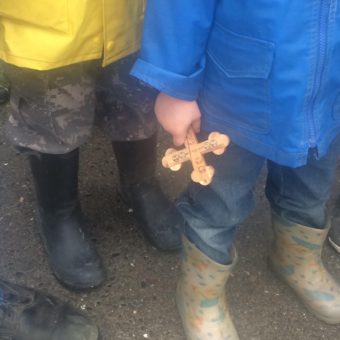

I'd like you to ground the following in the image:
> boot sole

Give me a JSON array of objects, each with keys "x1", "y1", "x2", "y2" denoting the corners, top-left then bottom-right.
[
  {"x1": 268, "y1": 257, "x2": 340, "y2": 325},
  {"x1": 53, "y1": 268, "x2": 104, "y2": 292}
]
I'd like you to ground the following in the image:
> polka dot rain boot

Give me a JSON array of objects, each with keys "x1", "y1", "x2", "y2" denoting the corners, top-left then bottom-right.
[
  {"x1": 176, "y1": 237, "x2": 239, "y2": 340},
  {"x1": 269, "y1": 215, "x2": 340, "y2": 324}
]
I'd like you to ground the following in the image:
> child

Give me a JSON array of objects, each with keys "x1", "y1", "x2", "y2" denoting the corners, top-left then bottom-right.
[
  {"x1": 132, "y1": 1, "x2": 340, "y2": 339},
  {"x1": 0, "y1": 0, "x2": 182, "y2": 292}
]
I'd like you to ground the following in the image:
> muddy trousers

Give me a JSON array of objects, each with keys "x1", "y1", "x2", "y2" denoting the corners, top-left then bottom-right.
[{"x1": 3, "y1": 54, "x2": 157, "y2": 154}]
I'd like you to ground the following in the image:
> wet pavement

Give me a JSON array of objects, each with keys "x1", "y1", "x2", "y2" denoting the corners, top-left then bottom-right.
[{"x1": 1, "y1": 102, "x2": 340, "y2": 340}]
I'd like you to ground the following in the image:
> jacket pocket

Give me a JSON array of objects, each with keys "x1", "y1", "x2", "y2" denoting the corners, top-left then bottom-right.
[
  {"x1": 0, "y1": 0, "x2": 69, "y2": 33},
  {"x1": 202, "y1": 23, "x2": 274, "y2": 133}
]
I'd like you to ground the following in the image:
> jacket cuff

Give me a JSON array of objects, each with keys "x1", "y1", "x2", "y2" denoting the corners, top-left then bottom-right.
[{"x1": 131, "y1": 58, "x2": 205, "y2": 101}]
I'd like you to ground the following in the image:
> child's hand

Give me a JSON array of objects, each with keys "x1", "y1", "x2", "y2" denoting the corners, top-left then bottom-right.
[{"x1": 155, "y1": 92, "x2": 201, "y2": 146}]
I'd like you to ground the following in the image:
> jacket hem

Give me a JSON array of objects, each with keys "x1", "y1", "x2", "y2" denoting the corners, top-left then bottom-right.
[
  {"x1": 0, "y1": 42, "x2": 140, "y2": 70},
  {"x1": 102, "y1": 41, "x2": 140, "y2": 67},
  {"x1": 202, "y1": 117, "x2": 309, "y2": 168},
  {"x1": 0, "y1": 51, "x2": 103, "y2": 71}
]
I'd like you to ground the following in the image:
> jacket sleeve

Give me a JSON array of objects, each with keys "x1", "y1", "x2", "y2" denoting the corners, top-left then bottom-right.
[{"x1": 131, "y1": 0, "x2": 217, "y2": 101}]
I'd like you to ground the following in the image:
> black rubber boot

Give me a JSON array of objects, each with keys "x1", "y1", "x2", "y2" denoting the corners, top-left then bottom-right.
[
  {"x1": 113, "y1": 134, "x2": 183, "y2": 251},
  {"x1": 0, "y1": 278, "x2": 99, "y2": 340},
  {"x1": 29, "y1": 149, "x2": 105, "y2": 290}
]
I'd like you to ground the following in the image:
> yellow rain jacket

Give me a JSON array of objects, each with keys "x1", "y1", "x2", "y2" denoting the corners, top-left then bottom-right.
[{"x1": 0, "y1": 0, "x2": 145, "y2": 70}]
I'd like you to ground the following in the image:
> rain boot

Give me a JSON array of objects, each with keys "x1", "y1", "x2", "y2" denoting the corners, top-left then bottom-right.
[
  {"x1": 176, "y1": 237, "x2": 239, "y2": 340},
  {"x1": 112, "y1": 134, "x2": 182, "y2": 251},
  {"x1": 0, "y1": 278, "x2": 99, "y2": 340},
  {"x1": 29, "y1": 149, "x2": 105, "y2": 290},
  {"x1": 269, "y1": 214, "x2": 340, "y2": 324}
]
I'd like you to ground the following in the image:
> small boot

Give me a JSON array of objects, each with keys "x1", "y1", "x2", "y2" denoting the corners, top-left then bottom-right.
[
  {"x1": 269, "y1": 215, "x2": 340, "y2": 324},
  {"x1": 29, "y1": 149, "x2": 105, "y2": 290},
  {"x1": 0, "y1": 278, "x2": 99, "y2": 340},
  {"x1": 176, "y1": 237, "x2": 239, "y2": 340},
  {"x1": 112, "y1": 134, "x2": 182, "y2": 251}
]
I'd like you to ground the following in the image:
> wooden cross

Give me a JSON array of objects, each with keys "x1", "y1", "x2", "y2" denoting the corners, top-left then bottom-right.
[{"x1": 162, "y1": 128, "x2": 230, "y2": 186}]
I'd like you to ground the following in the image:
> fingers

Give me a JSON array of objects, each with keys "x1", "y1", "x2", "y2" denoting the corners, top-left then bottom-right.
[
  {"x1": 172, "y1": 131, "x2": 187, "y2": 146},
  {"x1": 154, "y1": 92, "x2": 202, "y2": 146},
  {"x1": 172, "y1": 120, "x2": 201, "y2": 146}
]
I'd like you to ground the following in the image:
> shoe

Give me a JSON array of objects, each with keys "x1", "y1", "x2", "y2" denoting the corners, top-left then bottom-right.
[
  {"x1": 176, "y1": 237, "x2": 239, "y2": 340},
  {"x1": 0, "y1": 278, "x2": 99, "y2": 340},
  {"x1": 113, "y1": 134, "x2": 182, "y2": 251},
  {"x1": 29, "y1": 149, "x2": 105, "y2": 290},
  {"x1": 269, "y1": 214, "x2": 340, "y2": 324}
]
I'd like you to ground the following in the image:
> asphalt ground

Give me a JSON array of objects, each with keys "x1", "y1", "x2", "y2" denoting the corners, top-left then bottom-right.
[{"x1": 1, "y1": 102, "x2": 340, "y2": 340}]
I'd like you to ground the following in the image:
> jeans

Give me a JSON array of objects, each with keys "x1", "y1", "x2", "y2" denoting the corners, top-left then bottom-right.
[{"x1": 177, "y1": 133, "x2": 340, "y2": 264}]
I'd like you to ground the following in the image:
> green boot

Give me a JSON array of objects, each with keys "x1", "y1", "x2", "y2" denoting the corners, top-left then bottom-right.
[
  {"x1": 176, "y1": 237, "x2": 239, "y2": 340},
  {"x1": 269, "y1": 215, "x2": 340, "y2": 324}
]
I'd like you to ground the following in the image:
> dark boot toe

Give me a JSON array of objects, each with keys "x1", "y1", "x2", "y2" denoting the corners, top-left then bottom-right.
[
  {"x1": 50, "y1": 244, "x2": 106, "y2": 290},
  {"x1": 145, "y1": 205, "x2": 183, "y2": 251},
  {"x1": 126, "y1": 182, "x2": 183, "y2": 251},
  {"x1": 54, "y1": 259, "x2": 105, "y2": 290}
]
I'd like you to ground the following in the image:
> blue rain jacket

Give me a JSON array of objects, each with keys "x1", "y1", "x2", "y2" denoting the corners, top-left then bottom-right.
[{"x1": 132, "y1": 0, "x2": 340, "y2": 167}]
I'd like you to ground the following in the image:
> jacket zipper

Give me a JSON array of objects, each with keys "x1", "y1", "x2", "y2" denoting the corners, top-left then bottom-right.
[{"x1": 307, "y1": 0, "x2": 331, "y2": 153}]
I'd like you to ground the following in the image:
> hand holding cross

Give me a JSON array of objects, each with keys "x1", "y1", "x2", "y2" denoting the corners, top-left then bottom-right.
[{"x1": 162, "y1": 128, "x2": 230, "y2": 186}]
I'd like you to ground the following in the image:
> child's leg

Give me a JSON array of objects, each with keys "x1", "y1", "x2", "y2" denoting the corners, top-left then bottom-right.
[
  {"x1": 176, "y1": 139, "x2": 264, "y2": 339},
  {"x1": 96, "y1": 54, "x2": 182, "y2": 251},
  {"x1": 265, "y1": 137, "x2": 340, "y2": 324},
  {"x1": 177, "y1": 138, "x2": 265, "y2": 264},
  {"x1": 265, "y1": 140, "x2": 340, "y2": 229}
]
